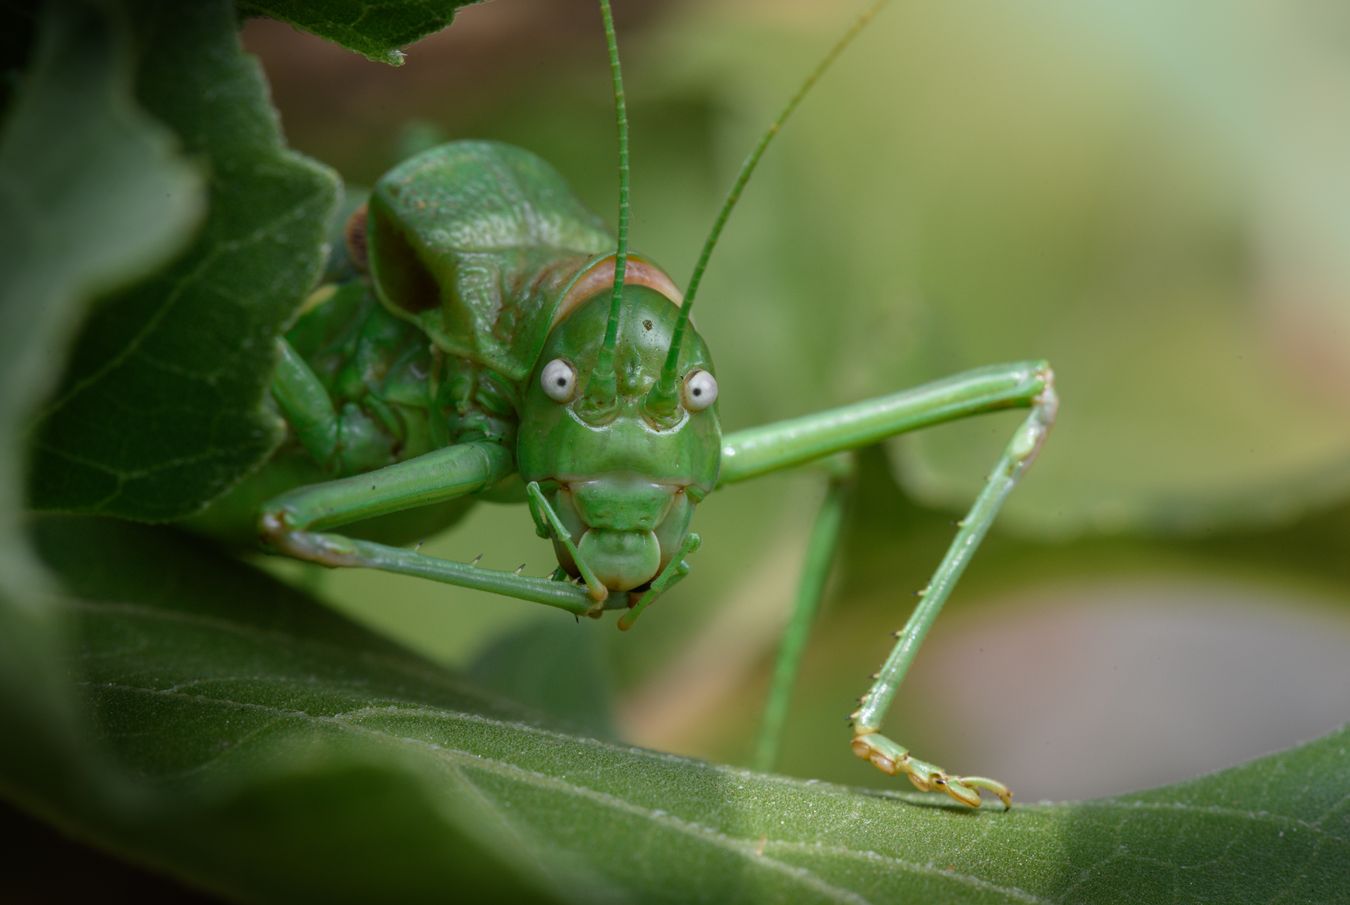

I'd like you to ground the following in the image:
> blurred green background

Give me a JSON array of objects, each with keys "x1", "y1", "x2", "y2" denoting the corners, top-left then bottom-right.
[{"x1": 241, "y1": 0, "x2": 1350, "y2": 803}]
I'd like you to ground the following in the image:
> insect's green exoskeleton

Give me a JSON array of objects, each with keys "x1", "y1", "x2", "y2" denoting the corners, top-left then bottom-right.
[{"x1": 240, "y1": 0, "x2": 1056, "y2": 809}]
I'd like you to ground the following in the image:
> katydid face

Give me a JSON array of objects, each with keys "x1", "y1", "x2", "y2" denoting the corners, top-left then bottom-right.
[{"x1": 518, "y1": 286, "x2": 721, "y2": 592}]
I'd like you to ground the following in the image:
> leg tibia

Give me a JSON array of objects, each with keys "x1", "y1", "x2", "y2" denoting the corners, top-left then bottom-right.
[
  {"x1": 258, "y1": 440, "x2": 592, "y2": 616},
  {"x1": 268, "y1": 528, "x2": 592, "y2": 615},
  {"x1": 849, "y1": 375, "x2": 1056, "y2": 808},
  {"x1": 753, "y1": 454, "x2": 853, "y2": 772},
  {"x1": 711, "y1": 361, "x2": 1055, "y2": 804},
  {"x1": 853, "y1": 384, "x2": 1056, "y2": 729}
]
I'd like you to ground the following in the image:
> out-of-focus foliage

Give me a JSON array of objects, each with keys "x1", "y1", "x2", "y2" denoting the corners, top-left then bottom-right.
[
  {"x1": 0, "y1": 0, "x2": 204, "y2": 808},
  {"x1": 644, "y1": 3, "x2": 1350, "y2": 537},
  {"x1": 2, "y1": 0, "x2": 1348, "y2": 900}
]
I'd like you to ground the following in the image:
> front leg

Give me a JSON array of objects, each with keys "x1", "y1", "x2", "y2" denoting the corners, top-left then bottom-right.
[
  {"x1": 617, "y1": 532, "x2": 700, "y2": 631},
  {"x1": 260, "y1": 440, "x2": 593, "y2": 616},
  {"x1": 722, "y1": 360, "x2": 1057, "y2": 808},
  {"x1": 526, "y1": 480, "x2": 609, "y2": 609}
]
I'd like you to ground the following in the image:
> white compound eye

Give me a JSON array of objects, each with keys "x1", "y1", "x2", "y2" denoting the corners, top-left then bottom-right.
[
  {"x1": 540, "y1": 358, "x2": 578, "y2": 403},
  {"x1": 681, "y1": 369, "x2": 718, "y2": 411}
]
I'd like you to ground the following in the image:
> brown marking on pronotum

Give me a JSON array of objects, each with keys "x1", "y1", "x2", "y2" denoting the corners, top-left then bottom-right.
[{"x1": 552, "y1": 254, "x2": 683, "y2": 328}]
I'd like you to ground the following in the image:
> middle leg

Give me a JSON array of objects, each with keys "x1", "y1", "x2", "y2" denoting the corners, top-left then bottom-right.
[
  {"x1": 260, "y1": 441, "x2": 593, "y2": 615},
  {"x1": 753, "y1": 453, "x2": 853, "y2": 773}
]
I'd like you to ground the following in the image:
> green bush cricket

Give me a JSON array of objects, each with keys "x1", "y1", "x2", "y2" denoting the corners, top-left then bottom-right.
[{"x1": 211, "y1": 0, "x2": 1057, "y2": 809}]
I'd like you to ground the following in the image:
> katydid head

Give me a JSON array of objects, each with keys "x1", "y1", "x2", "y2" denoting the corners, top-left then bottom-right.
[
  {"x1": 518, "y1": 285, "x2": 720, "y2": 592},
  {"x1": 523, "y1": 0, "x2": 873, "y2": 597}
]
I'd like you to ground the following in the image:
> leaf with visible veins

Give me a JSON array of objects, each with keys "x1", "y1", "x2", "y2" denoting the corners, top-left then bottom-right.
[
  {"x1": 27, "y1": 0, "x2": 338, "y2": 522},
  {"x1": 25, "y1": 516, "x2": 1348, "y2": 905}
]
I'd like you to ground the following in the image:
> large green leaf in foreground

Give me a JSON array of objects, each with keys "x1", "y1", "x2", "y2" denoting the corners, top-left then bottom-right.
[
  {"x1": 0, "y1": 0, "x2": 203, "y2": 801},
  {"x1": 26, "y1": 0, "x2": 337, "y2": 521},
  {"x1": 20, "y1": 517, "x2": 1346, "y2": 904}
]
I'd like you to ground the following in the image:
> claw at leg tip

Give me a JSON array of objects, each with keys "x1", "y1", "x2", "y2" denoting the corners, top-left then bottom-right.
[{"x1": 943, "y1": 779, "x2": 981, "y2": 809}]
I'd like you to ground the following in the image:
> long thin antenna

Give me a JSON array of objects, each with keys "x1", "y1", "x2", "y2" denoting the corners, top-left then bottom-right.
[
  {"x1": 647, "y1": 0, "x2": 888, "y2": 416},
  {"x1": 583, "y1": 0, "x2": 631, "y2": 416}
]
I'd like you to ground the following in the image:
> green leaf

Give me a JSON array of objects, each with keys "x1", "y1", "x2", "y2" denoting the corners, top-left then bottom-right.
[
  {"x1": 0, "y1": 0, "x2": 203, "y2": 800},
  {"x1": 469, "y1": 618, "x2": 617, "y2": 740},
  {"x1": 21, "y1": 516, "x2": 1346, "y2": 904},
  {"x1": 26, "y1": 0, "x2": 338, "y2": 522},
  {"x1": 241, "y1": 0, "x2": 487, "y2": 65}
]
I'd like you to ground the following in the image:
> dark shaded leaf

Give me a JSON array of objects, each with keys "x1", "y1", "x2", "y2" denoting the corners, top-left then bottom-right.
[
  {"x1": 241, "y1": 0, "x2": 487, "y2": 65},
  {"x1": 0, "y1": 798, "x2": 219, "y2": 903}
]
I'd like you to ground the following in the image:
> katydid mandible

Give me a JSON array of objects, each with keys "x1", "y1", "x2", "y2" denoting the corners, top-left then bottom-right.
[{"x1": 227, "y1": 0, "x2": 1057, "y2": 809}]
